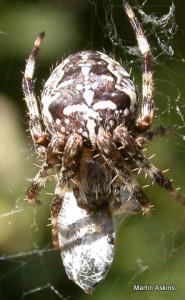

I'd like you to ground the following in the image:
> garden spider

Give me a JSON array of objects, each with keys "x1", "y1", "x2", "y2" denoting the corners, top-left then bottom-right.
[{"x1": 22, "y1": 0, "x2": 185, "y2": 293}]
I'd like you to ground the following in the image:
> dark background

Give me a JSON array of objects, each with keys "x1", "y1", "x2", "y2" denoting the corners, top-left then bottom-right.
[{"x1": 0, "y1": 0, "x2": 185, "y2": 299}]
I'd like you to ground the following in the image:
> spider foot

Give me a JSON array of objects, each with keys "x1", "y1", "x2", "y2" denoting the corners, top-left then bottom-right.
[{"x1": 142, "y1": 204, "x2": 154, "y2": 217}]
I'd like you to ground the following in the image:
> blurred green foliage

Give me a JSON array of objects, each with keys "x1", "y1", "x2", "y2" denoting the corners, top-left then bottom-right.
[{"x1": 0, "y1": 1, "x2": 185, "y2": 300}]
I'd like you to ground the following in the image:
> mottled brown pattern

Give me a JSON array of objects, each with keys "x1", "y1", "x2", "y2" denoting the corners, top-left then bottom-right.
[{"x1": 22, "y1": 1, "x2": 185, "y2": 293}]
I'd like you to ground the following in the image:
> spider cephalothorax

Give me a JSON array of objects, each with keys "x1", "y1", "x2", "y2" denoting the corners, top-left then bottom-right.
[{"x1": 22, "y1": 1, "x2": 185, "y2": 293}]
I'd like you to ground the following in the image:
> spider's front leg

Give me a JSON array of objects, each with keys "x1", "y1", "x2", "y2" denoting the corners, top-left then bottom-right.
[
  {"x1": 26, "y1": 134, "x2": 65, "y2": 205},
  {"x1": 133, "y1": 153, "x2": 185, "y2": 206},
  {"x1": 51, "y1": 183, "x2": 64, "y2": 249},
  {"x1": 114, "y1": 125, "x2": 185, "y2": 207},
  {"x1": 96, "y1": 127, "x2": 151, "y2": 215},
  {"x1": 60, "y1": 133, "x2": 83, "y2": 183},
  {"x1": 22, "y1": 32, "x2": 49, "y2": 155},
  {"x1": 51, "y1": 133, "x2": 83, "y2": 249}
]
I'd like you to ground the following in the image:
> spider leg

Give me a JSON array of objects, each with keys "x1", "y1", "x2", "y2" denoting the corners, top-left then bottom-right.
[
  {"x1": 123, "y1": 1, "x2": 154, "y2": 131},
  {"x1": 133, "y1": 153, "x2": 185, "y2": 206},
  {"x1": 26, "y1": 134, "x2": 65, "y2": 205},
  {"x1": 22, "y1": 32, "x2": 49, "y2": 155},
  {"x1": 114, "y1": 125, "x2": 185, "y2": 206},
  {"x1": 96, "y1": 127, "x2": 151, "y2": 215},
  {"x1": 60, "y1": 133, "x2": 83, "y2": 184},
  {"x1": 135, "y1": 126, "x2": 174, "y2": 148},
  {"x1": 51, "y1": 183, "x2": 64, "y2": 249},
  {"x1": 51, "y1": 133, "x2": 83, "y2": 248},
  {"x1": 114, "y1": 124, "x2": 171, "y2": 150}
]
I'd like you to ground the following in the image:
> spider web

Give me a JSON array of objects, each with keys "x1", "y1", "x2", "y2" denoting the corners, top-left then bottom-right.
[{"x1": 0, "y1": 0, "x2": 185, "y2": 299}]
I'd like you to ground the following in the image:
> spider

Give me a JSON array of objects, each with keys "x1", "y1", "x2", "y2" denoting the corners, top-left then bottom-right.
[{"x1": 22, "y1": 0, "x2": 185, "y2": 293}]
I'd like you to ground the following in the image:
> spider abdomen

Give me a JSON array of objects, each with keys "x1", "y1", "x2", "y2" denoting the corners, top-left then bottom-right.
[{"x1": 42, "y1": 51, "x2": 138, "y2": 144}]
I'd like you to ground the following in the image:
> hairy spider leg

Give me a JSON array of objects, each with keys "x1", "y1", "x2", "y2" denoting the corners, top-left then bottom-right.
[
  {"x1": 22, "y1": 32, "x2": 49, "y2": 154},
  {"x1": 114, "y1": 125, "x2": 185, "y2": 206},
  {"x1": 26, "y1": 134, "x2": 65, "y2": 205},
  {"x1": 135, "y1": 126, "x2": 174, "y2": 148},
  {"x1": 51, "y1": 183, "x2": 64, "y2": 249},
  {"x1": 51, "y1": 133, "x2": 83, "y2": 248},
  {"x1": 123, "y1": 1, "x2": 154, "y2": 131},
  {"x1": 60, "y1": 133, "x2": 83, "y2": 184},
  {"x1": 96, "y1": 127, "x2": 151, "y2": 215},
  {"x1": 134, "y1": 154, "x2": 185, "y2": 206}
]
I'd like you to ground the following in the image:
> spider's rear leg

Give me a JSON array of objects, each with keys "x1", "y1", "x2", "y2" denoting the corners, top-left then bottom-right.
[
  {"x1": 96, "y1": 127, "x2": 151, "y2": 215},
  {"x1": 123, "y1": 1, "x2": 154, "y2": 131},
  {"x1": 26, "y1": 134, "x2": 65, "y2": 205},
  {"x1": 23, "y1": 32, "x2": 49, "y2": 155}
]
